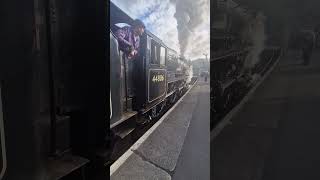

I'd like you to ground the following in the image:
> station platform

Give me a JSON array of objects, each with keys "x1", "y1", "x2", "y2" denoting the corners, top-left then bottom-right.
[
  {"x1": 111, "y1": 78, "x2": 210, "y2": 180},
  {"x1": 212, "y1": 50, "x2": 320, "y2": 180}
]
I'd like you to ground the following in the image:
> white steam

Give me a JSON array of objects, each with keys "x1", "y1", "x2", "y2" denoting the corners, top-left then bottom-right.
[
  {"x1": 243, "y1": 12, "x2": 266, "y2": 69},
  {"x1": 170, "y1": 0, "x2": 209, "y2": 57},
  {"x1": 186, "y1": 65, "x2": 193, "y2": 84}
]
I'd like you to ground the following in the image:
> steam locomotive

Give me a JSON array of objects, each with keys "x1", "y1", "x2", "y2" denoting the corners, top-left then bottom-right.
[
  {"x1": 110, "y1": 2, "x2": 193, "y2": 135},
  {"x1": 210, "y1": 1, "x2": 282, "y2": 129}
]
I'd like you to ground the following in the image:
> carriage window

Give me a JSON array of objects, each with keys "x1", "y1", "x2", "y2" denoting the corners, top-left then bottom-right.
[{"x1": 160, "y1": 47, "x2": 166, "y2": 65}]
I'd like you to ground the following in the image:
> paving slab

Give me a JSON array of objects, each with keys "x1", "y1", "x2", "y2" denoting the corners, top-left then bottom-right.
[
  {"x1": 134, "y1": 84, "x2": 200, "y2": 172},
  {"x1": 111, "y1": 153, "x2": 171, "y2": 180},
  {"x1": 173, "y1": 80, "x2": 210, "y2": 180},
  {"x1": 111, "y1": 80, "x2": 205, "y2": 179}
]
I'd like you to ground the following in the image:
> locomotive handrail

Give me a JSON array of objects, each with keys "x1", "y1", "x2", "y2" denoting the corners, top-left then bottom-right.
[
  {"x1": 0, "y1": 87, "x2": 7, "y2": 179},
  {"x1": 122, "y1": 53, "x2": 128, "y2": 111},
  {"x1": 110, "y1": 31, "x2": 115, "y2": 120},
  {"x1": 110, "y1": 90, "x2": 112, "y2": 119}
]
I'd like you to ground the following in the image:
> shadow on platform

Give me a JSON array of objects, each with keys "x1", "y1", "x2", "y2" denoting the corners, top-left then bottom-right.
[{"x1": 212, "y1": 50, "x2": 320, "y2": 180}]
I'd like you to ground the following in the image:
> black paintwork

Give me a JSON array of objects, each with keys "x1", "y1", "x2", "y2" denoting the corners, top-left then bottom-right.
[
  {"x1": 148, "y1": 69, "x2": 167, "y2": 103},
  {"x1": 110, "y1": 2, "x2": 190, "y2": 127}
]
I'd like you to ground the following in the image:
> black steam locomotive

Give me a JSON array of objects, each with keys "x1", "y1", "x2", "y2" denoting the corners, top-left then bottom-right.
[
  {"x1": 210, "y1": 1, "x2": 282, "y2": 129},
  {"x1": 110, "y1": 2, "x2": 192, "y2": 135}
]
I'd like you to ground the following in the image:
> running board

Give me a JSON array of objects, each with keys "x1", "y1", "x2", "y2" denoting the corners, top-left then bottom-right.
[
  {"x1": 114, "y1": 126, "x2": 135, "y2": 139},
  {"x1": 110, "y1": 111, "x2": 137, "y2": 129}
]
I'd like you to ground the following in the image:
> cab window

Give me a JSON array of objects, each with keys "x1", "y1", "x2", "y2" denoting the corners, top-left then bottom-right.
[
  {"x1": 151, "y1": 40, "x2": 159, "y2": 64},
  {"x1": 160, "y1": 47, "x2": 166, "y2": 65},
  {"x1": 147, "y1": 36, "x2": 152, "y2": 60}
]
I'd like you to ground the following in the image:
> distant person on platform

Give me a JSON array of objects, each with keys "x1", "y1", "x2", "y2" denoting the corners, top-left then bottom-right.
[
  {"x1": 301, "y1": 31, "x2": 315, "y2": 66},
  {"x1": 116, "y1": 19, "x2": 145, "y2": 60}
]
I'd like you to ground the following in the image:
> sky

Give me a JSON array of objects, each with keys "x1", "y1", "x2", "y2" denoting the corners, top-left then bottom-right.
[{"x1": 110, "y1": 0, "x2": 210, "y2": 60}]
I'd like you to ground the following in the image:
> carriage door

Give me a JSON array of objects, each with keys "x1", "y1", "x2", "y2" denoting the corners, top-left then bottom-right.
[{"x1": 147, "y1": 39, "x2": 167, "y2": 103}]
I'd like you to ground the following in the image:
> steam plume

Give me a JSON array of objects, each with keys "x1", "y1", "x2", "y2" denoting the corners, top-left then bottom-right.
[
  {"x1": 243, "y1": 12, "x2": 266, "y2": 69},
  {"x1": 186, "y1": 65, "x2": 193, "y2": 83},
  {"x1": 170, "y1": 0, "x2": 209, "y2": 57}
]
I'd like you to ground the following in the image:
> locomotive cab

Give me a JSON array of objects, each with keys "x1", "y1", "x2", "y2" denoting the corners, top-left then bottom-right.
[
  {"x1": 109, "y1": 29, "x2": 168, "y2": 128},
  {"x1": 110, "y1": 2, "x2": 168, "y2": 128},
  {"x1": 110, "y1": 2, "x2": 191, "y2": 129},
  {"x1": 140, "y1": 33, "x2": 168, "y2": 113}
]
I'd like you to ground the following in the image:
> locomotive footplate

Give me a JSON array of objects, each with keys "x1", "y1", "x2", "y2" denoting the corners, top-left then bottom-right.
[{"x1": 110, "y1": 111, "x2": 138, "y2": 129}]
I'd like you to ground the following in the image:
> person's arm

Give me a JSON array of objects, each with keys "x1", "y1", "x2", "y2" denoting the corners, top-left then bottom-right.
[{"x1": 116, "y1": 27, "x2": 134, "y2": 52}]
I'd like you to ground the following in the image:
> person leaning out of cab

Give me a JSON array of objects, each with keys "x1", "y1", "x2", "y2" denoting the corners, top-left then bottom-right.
[{"x1": 115, "y1": 19, "x2": 146, "y2": 60}]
